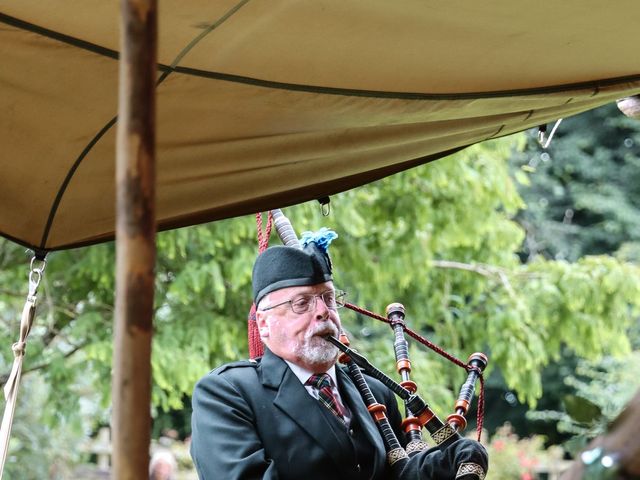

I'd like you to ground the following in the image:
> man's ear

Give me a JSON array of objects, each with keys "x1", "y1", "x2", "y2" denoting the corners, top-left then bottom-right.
[{"x1": 255, "y1": 310, "x2": 269, "y2": 338}]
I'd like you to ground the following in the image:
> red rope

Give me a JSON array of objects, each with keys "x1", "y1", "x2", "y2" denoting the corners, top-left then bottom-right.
[
  {"x1": 344, "y1": 302, "x2": 486, "y2": 441},
  {"x1": 248, "y1": 212, "x2": 273, "y2": 359},
  {"x1": 477, "y1": 374, "x2": 485, "y2": 438},
  {"x1": 256, "y1": 211, "x2": 273, "y2": 252}
]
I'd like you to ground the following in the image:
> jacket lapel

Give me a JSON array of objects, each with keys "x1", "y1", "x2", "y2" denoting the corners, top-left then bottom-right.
[
  {"x1": 336, "y1": 366, "x2": 387, "y2": 472},
  {"x1": 261, "y1": 350, "x2": 351, "y2": 470}
]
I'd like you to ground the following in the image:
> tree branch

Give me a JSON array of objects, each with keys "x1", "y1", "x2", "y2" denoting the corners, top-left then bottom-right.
[
  {"x1": 430, "y1": 259, "x2": 518, "y2": 299},
  {"x1": 431, "y1": 260, "x2": 499, "y2": 277}
]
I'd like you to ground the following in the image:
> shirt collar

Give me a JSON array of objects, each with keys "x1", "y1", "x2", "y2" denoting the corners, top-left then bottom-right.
[{"x1": 285, "y1": 360, "x2": 338, "y2": 386}]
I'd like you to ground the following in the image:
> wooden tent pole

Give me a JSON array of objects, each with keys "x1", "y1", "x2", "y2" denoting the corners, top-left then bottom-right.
[{"x1": 113, "y1": 0, "x2": 157, "y2": 478}]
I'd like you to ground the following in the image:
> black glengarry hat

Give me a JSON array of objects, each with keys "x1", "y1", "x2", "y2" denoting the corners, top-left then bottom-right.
[{"x1": 252, "y1": 228, "x2": 338, "y2": 305}]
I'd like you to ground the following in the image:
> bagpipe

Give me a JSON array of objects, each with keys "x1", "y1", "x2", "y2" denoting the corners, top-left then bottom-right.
[{"x1": 267, "y1": 209, "x2": 489, "y2": 478}]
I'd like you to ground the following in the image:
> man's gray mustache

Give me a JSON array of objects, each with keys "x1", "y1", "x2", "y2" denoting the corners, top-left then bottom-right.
[{"x1": 308, "y1": 324, "x2": 339, "y2": 338}]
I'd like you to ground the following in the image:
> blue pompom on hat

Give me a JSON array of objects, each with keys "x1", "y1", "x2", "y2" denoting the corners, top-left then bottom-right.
[{"x1": 300, "y1": 227, "x2": 338, "y2": 253}]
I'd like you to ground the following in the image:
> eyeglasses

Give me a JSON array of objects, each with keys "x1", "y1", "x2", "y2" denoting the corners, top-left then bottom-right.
[{"x1": 260, "y1": 290, "x2": 347, "y2": 314}]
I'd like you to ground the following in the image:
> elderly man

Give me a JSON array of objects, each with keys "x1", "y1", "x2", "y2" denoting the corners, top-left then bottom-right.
[{"x1": 190, "y1": 233, "x2": 488, "y2": 479}]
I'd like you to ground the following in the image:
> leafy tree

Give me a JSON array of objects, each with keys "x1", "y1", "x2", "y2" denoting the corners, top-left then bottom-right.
[
  {"x1": 0, "y1": 373, "x2": 96, "y2": 479},
  {"x1": 0, "y1": 132, "x2": 638, "y2": 469},
  {"x1": 511, "y1": 103, "x2": 640, "y2": 261},
  {"x1": 526, "y1": 351, "x2": 640, "y2": 455},
  {"x1": 507, "y1": 104, "x2": 640, "y2": 445}
]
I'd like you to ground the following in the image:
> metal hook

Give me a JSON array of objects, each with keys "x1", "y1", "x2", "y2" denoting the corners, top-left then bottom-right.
[
  {"x1": 318, "y1": 196, "x2": 331, "y2": 216},
  {"x1": 28, "y1": 255, "x2": 47, "y2": 299},
  {"x1": 538, "y1": 119, "x2": 563, "y2": 149},
  {"x1": 537, "y1": 124, "x2": 547, "y2": 145},
  {"x1": 30, "y1": 256, "x2": 47, "y2": 274}
]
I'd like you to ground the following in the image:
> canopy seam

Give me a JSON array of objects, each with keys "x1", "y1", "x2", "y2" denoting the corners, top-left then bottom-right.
[
  {"x1": 33, "y1": 0, "x2": 252, "y2": 250},
  {"x1": 170, "y1": 67, "x2": 640, "y2": 100}
]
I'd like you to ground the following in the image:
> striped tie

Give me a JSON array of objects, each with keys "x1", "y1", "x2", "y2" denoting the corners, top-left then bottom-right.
[{"x1": 306, "y1": 373, "x2": 347, "y2": 422}]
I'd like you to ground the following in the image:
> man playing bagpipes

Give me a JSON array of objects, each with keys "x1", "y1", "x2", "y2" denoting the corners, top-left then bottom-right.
[{"x1": 190, "y1": 228, "x2": 488, "y2": 479}]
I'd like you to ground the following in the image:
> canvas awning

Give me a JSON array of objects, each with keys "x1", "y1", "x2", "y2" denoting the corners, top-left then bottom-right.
[{"x1": 2, "y1": 0, "x2": 640, "y2": 251}]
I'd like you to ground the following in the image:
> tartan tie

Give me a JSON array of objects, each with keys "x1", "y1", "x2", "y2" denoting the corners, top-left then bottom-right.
[{"x1": 306, "y1": 373, "x2": 347, "y2": 422}]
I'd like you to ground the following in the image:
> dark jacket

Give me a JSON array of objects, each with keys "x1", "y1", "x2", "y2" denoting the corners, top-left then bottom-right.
[{"x1": 190, "y1": 349, "x2": 487, "y2": 480}]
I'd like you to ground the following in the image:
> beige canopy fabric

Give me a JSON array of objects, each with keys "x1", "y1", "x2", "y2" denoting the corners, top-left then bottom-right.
[{"x1": 1, "y1": 0, "x2": 640, "y2": 251}]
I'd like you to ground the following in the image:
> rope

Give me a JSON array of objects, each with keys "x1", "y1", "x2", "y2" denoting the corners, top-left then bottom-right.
[
  {"x1": 248, "y1": 212, "x2": 273, "y2": 359},
  {"x1": 256, "y1": 211, "x2": 273, "y2": 252},
  {"x1": 345, "y1": 302, "x2": 485, "y2": 441},
  {"x1": 477, "y1": 375, "x2": 485, "y2": 438},
  {"x1": 0, "y1": 256, "x2": 46, "y2": 477}
]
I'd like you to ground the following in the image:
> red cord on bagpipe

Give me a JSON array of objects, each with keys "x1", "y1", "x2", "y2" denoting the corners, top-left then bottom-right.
[{"x1": 345, "y1": 302, "x2": 485, "y2": 441}]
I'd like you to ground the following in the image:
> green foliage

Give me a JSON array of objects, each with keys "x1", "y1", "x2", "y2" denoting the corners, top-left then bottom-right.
[
  {"x1": 277, "y1": 135, "x2": 639, "y2": 409},
  {"x1": 506, "y1": 106, "x2": 640, "y2": 448},
  {"x1": 563, "y1": 395, "x2": 601, "y2": 424},
  {"x1": 0, "y1": 127, "x2": 639, "y2": 467},
  {"x1": 2, "y1": 374, "x2": 90, "y2": 479},
  {"x1": 511, "y1": 103, "x2": 640, "y2": 261},
  {"x1": 527, "y1": 352, "x2": 640, "y2": 455}
]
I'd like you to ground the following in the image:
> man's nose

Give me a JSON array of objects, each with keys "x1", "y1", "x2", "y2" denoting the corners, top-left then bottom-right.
[{"x1": 314, "y1": 295, "x2": 330, "y2": 319}]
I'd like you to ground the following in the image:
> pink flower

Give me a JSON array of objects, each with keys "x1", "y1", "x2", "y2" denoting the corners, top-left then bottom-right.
[{"x1": 520, "y1": 456, "x2": 539, "y2": 468}]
